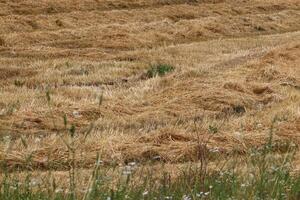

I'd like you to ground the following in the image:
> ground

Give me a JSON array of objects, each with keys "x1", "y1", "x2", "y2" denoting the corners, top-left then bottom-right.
[{"x1": 0, "y1": 0, "x2": 300, "y2": 191}]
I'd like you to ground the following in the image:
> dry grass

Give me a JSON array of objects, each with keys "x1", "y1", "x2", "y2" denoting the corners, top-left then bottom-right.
[{"x1": 0, "y1": 0, "x2": 300, "y2": 183}]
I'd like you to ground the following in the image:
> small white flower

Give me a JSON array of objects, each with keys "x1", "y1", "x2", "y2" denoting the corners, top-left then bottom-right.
[
  {"x1": 241, "y1": 183, "x2": 246, "y2": 187},
  {"x1": 29, "y1": 179, "x2": 39, "y2": 187},
  {"x1": 96, "y1": 159, "x2": 103, "y2": 166},
  {"x1": 204, "y1": 192, "x2": 210, "y2": 196},
  {"x1": 257, "y1": 123, "x2": 263, "y2": 128},
  {"x1": 196, "y1": 192, "x2": 202, "y2": 197},
  {"x1": 10, "y1": 186, "x2": 17, "y2": 190},
  {"x1": 72, "y1": 110, "x2": 81, "y2": 118},
  {"x1": 182, "y1": 195, "x2": 191, "y2": 200},
  {"x1": 122, "y1": 170, "x2": 132, "y2": 175},
  {"x1": 128, "y1": 162, "x2": 136, "y2": 166},
  {"x1": 153, "y1": 156, "x2": 161, "y2": 160},
  {"x1": 55, "y1": 188, "x2": 64, "y2": 193},
  {"x1": 209, "y1": 185, "x2": 213, "y2": 189},
  {"x1": 143, "y1": 191, "x2": 149, "y2": 196}
]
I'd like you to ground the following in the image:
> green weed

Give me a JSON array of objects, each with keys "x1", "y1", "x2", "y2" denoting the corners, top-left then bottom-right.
[{"x1": 146, "y1": 64, "x2": 174, "y2": 78}]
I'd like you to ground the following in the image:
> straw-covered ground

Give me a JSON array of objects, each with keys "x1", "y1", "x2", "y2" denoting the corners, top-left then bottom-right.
[{"x1": 0, "y1": 0, "x2": 300, "y2": 194}]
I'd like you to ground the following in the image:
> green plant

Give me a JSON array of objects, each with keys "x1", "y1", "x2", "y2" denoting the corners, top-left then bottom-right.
[
  {"x1": 14, "y1": 80, "x2": 25, "y2": 87},
  {"x1": 46, "y1": 91, "x2": 77, "y2": 200},
  {"x1": 208, "y1": 125, "x2": 218, "y2": 134},
  {"x1": 146, "y1": 64, "x2": 174, "y2": 78}
]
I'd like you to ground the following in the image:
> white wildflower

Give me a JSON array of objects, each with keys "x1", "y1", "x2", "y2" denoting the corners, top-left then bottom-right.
[
  {"x1": 55, "y1": 188, "x2": 64, "y2": 193},
  {"x1": 72, "y1": 110, "x2": 81, "y2": 118},
  {"x1": 153, "y1": 156, "x2": 161, "y2": 160},
  {"x1": 122, "y1": 170, "x2": 132, "y2": 175},
  {"x1": 196, "y1": 192, "x2": 203, "y2": 197},
  {"x1": 257, "y1": 123, "x2": 263, "y2": 128},
  {"x1": 128, "y1": 162, "x2": 136, "y2": 166},
  {"x1": 182, "y1": 194, "x2": 191, "y2": 200},
  {"x1": 29, "y1": 179, "x2": 39, "y2": 187},
  {"x1": 96, "y1": 159, "x2": 103, "y2": 166},
  {"x1": 10, "y1": 186, "x2": 17, "y2": 190}
]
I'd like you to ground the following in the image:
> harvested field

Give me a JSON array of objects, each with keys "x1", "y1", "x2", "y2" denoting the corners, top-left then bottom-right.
[{"x1": 0, "y1": 0, "x2": 300, "y2": 197}]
